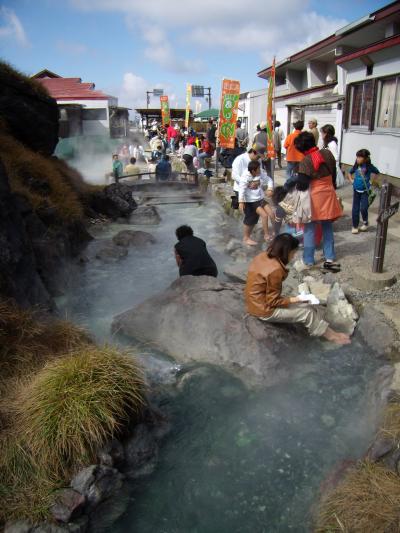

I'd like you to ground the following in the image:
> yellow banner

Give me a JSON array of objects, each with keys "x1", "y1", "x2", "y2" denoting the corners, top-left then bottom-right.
[
  {"x1": 185, "y1": 84, "x2": 191, "y2": 129},
  {"x1": 160, "y1": 95, "x2": 170, "y2": 126},
  {"x1": 218, "y1": 78, "x2": 240, "y2": 149}
]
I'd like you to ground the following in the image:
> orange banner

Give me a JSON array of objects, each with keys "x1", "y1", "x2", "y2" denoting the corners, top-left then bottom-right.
[
  {"x1": 218, "y1": 78, "x2": 240, "y2": 149},
  {"x1": 266, "y1": 58, "x2": 275, "y2": 158},
  {"x1": 160, "y1": 95, "x2": 170, "y2": 126}
]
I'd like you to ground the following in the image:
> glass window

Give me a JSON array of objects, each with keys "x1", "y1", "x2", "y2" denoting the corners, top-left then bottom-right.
[
  {"x1": 82, "y1": 108, "x2": 107, "y2": 120},
  {"x1": 377, "y1": 76, "x2": 400, "y2": 129},
  {"x1": 349, "y1": 80, "x2": 374, "y2": 127}
]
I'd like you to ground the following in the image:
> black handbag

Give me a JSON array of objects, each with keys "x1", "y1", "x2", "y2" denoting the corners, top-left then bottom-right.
[{"x1": 231, "y1": 195, "x2": 239, "y2": 209}]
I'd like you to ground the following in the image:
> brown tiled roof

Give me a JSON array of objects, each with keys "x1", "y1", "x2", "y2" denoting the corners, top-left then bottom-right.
[{"x1": 36, "y1": 76, "x2": 112, "y2": 100}]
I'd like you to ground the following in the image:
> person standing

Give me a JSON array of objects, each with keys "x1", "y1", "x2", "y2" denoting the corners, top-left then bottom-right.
[
  {"x1": 245, "y1": 233, "x2": 351, "y2": 345},
  {"x1": 253, "y1": 121, "x2": 268, "y2": 154},
  {"x1": 112, "y1": 154, "x2": 123, "y2": 182},
  {"x1": 174, "y1": 225, "x2": 218, "y2": 278},
  {"x1": 294, "y1": 131, "x2": 342, "y2": 268},
  {"x1": 284, "y1": 121, "x2": 304, "y2": 184},
  {"x1": 238, "y1": 160, "x2": 274, "y2": 245},
  {"x1": 235, "y1": 120, "x2": 249, "y2": 153},
  {"x1": 307, "y1": 118, "x2": 319, "y2": 146},
  {"x1": 166, "y1": 123, "x2": 177, "y2": 152},
  {"x1": 273, "y1": 121, "x2": 284, "y2": 169},
  {"x1": 348, "y1": 149, "x2": 380, "y2": 234},
  {"x1": 182, "y1": 139, "x2": 198, "y2": 174},
  {"x1": 320, "y1": 124, "x2": 345, "y2": 188},
  {"x1": 207, "y1": 119, "x2": 217, "y2": 147}
]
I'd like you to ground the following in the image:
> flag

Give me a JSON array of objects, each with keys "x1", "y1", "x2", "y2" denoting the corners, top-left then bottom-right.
[
  {"x1": 185, "y1": 84, "x2": 191, "y2": 129},
  {"x1": 160, "y1": 95, "x2": 170, "y2": 126},
  {"x1": 266, "y1": 57, "x2": 275, "y2": 159},
  {"x1": 218, "y1": 78, "x2": 240, "y2": 149}
]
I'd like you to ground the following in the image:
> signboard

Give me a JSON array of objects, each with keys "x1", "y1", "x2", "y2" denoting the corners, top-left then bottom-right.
[
  {"x1": 160, "y1": 95, "x2": 170, "y2": 126},
  {"x1": 153, "y1": 88, "x2": 164, "y2": 97},
  {"x1": 377, "y1": 201, "x2": 399, "y2": 224},
  {"x1": 185, "y1": 84, "x2": 191, "y2": 129},
  {"x1": 191, "y1": 85, "x2": 204, "y2": 97},
  {"x1": 218, "y1": 78, "x2": 240, "y2": 149}
]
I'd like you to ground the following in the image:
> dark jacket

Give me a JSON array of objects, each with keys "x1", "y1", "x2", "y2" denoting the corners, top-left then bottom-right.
[{"x1": 175, "y1": 236, "x2": 218, "y2": 278}]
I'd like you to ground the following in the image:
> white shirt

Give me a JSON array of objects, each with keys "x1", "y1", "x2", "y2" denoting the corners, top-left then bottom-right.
[
  {"x1": 183, "y1": 145, "x2": 197, "y2": 157},
  {"x1": 238, "y1": 171, "x2": 273, "y2": 203},
  {"x1": 326, "y1": 140, "x2": 339, "y2": 163},
  {"x1": 232, "y1": 153, "x2": 250, "y2": 192}
]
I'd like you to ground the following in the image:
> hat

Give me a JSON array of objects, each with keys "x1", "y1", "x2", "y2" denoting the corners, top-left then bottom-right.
[
  {"x1": 308, "y1": 117, "x2": 318, "y2": 124},
  {"x1": 259, "y1": 121, "x2": 267, "y2": 129}
]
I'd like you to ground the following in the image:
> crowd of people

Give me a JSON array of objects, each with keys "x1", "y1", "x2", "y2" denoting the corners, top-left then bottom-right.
[{"x1": 170, "y1": 117, "x2": 380, "y2": 347}]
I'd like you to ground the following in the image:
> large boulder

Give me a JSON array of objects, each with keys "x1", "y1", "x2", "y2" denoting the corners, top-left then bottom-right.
[
  {"x1": 112, "y1": 230, "x2": 155, "y2": 247},
  {"x1": 0, "y1": 62, "x2": 59, "y2": 155},
  {"x1": 89, "y1": 183, "x2": 137, "y2": 220},
  {"x1": 129, "y1": 206, "x2": 161, "y2": 225},
  {"x1": 112, "y1": 276, "x2": 305, "y2": 386}
]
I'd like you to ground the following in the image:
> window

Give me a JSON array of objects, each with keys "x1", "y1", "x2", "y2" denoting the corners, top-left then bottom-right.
[
  {"x1": 376, "y1": 76, "x2": 400, "y2": 130},
  {"x1": 349, "y1": 80, "x2": 374, "y2": 127},
  {"x1": 82, "y1": 108, "x2": 107, "y2": 120}
]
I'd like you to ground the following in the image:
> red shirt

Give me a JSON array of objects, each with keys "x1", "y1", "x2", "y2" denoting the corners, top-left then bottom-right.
[{"x1": 167, "y1": 126, "x2": 177, "y2": 141}]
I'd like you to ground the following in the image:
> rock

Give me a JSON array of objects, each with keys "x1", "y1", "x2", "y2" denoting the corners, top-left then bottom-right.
[
  {"x1": 322, "y1": 272, "x2": 336, "y2": 285},
  {"x1": 357, "y1": 306, "x2": 396, "y2": 356},
  {"x1": 95, "y1": 243, "x2": 128, "y2": 263},
  {"x1": 123, "y1": 424, "x2": 158, "y2": 478},
  {"x1": 223, "y1": 264, "x2": 247, "y2": 283},
  {"x1": 32, "y1": 525, "x2": 70, "y2": 533},
  {"x1": 71, "y1": 466, "x2": 97, "y2": 495},
  {"x1": 0, "y1": 65, "x2": 59, "y2": 155},
  {"x1": 85, "y1": 466, "x2": 124, "y2": 508},
  {"x1": 97, "y1": 439, "x2": 125, "y2": 468},
  {"x1": 112, "y1": 276, "x2": 305, "y2": 386},
  {"x1": 321, "y1": 414, "x2": 335, "y2": 428},
  {"x1": 309, "y1": 280, "x2": 331, "y2": 304},
  {"x1": 225, "y1": 238, "x2": 242, "y2": 254},
  {"x1": 89, "y1": 183, "x2": 137, "y2": 220},
  {"x1": 4, "y1": 521, "x2": 33, "y2": 533},
  {"x1": 367, "y1": 435, "x2": 395, "y2": 461},
  {"x1": 327, "y1": 282, "x2": 345, "y2": 305},
  {"x1": 50, "y1": 489, "x2": 85, "y2": 523},
  {"x1": 112, "y1": 230, "x2": 155, "y2": 247},
  {"x1": 87, "y1": 484, "x2": 130, "y2": 533},
  {"x1": 129, "y1": 206, "x2": 161, "y2": 225},
  {"x1": 298, "y1": 282, "x2": 310, "y2": 295},
  {"x1": 65, "y1": 516, "x2": 88, "y2": 533}
]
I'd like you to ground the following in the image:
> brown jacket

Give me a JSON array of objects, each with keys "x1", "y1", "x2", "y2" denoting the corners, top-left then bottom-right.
[{"x1": 245, "y1": 252, "x2": 290, "y2": 318}]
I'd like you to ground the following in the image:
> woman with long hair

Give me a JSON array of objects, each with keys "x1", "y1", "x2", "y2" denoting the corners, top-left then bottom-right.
[
  {"x1": 320, "y1": 124, "x2": 345, "y2": 187},
  {"x1": 245, "y1": 233, "x2": 350, "y2": 345}
]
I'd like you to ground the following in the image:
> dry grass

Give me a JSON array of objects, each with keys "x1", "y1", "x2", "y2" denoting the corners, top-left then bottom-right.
[
  {"x1": 0, "y1": 302, "x2": 146, "y2": 524},
  {"x1": 0, "y1": 132, "x2": 84, "y2": 222},
  {"x1": 314, "y1": 461, "x2": 400, "y2": 532},
  {"x1": 15, "y1": 345, "x2": 146, "y2": 475}
]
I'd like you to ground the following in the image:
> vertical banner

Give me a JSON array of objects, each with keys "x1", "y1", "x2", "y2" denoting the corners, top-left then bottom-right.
[
  {"x1": 266, "y1": 58, "x2": 276, "y2": 159},
  {"x1": 185, "y1": 84, "x2": 191, "y2": 129},
  {"x1": 160, "y1": 95, "x2": 170, "y2": 126},
  {"x1": 218, "y1": 78, "x2": 240, "y2": 149}
]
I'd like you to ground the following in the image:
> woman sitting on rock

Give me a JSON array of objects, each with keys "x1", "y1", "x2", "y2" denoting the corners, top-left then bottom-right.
[{"x1": 245, "y1": 233, "x2": 350, "y2": 345}]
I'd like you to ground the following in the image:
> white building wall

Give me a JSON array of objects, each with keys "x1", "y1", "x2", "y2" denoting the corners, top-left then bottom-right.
[
  {"x1": 57, "y1": 98, "x2": 110, "y2": 135},
  {"x1": 247, "y1": 88, "x2": 268, "y2": 140},
  {"x1": 340, "y1": 51, "x2": 400, "y2": 178}
]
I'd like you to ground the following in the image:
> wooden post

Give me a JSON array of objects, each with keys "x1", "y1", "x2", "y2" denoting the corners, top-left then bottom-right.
[{"x1": 372, "y1": 181, "x2": 392, "y2": 273}]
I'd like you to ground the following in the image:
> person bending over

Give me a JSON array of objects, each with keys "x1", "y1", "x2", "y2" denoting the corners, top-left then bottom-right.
[
  {"x1": 238, "y1": 160, "x2": 274, "y2": 245},
  {"x1": 174, "y1": 225, "x2": 218, "y2": 278},
  {"x1": 245, "y1": 233, "x2": 350, "y2": 345}
]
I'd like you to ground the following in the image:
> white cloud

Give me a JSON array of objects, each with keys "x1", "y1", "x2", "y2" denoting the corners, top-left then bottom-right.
[
  {"x1": 118, "y1": 71, "x2": 149, "y2": 109},
  {"x1": 0, "y1": 6, "x2": 29, "y2": 47},
  {"x1": 57, "y1": 39, "x2": 88, "y2": 55}
]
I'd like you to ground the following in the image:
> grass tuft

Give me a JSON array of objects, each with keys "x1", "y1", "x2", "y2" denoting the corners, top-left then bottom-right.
[
  {"x1": 15, "y1": 345, "x2": 146, "y2": 475},
  {"x1": 314, "y1": 461, "x2": 400, "y2": 532}
]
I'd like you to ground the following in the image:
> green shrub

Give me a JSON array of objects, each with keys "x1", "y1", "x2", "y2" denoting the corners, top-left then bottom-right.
[{"x1": 15, "y1": 346, "x2": 146, "y2": 475}]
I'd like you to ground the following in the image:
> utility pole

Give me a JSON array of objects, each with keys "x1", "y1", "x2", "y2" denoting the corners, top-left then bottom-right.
[{"x1": 205, "y1": 87, "x2": 212, "y2": 109}]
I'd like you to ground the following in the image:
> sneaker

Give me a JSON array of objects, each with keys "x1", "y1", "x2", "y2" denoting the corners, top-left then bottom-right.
[
  {"x1": 360, "y1": 224, "x2": 368, "y2": 232},
  {"x1": 351, "y1": 227, "x2": 359, "y2": 234}
]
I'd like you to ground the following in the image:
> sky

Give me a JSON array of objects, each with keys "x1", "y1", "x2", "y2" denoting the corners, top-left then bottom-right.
[{"x1": 0, "y1": 0, "x2": 390, "y2": 112}]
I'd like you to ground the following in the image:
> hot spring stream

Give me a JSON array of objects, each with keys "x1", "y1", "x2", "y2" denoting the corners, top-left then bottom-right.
[{"x1": 58, "y1": 198, "x2": 381, "y2": 532}]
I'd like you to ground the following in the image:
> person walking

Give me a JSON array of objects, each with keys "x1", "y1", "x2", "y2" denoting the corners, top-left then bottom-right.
[
  {"x1": 348, "y1": 149, "x2": 380, "y2": 234},
  {"x1": 245, "y1": 233, "x2": 351, "y2": 345},
  {"x1": 320, "y1": 124, "x2": 345, "y2": 188},
  {"x1": 284, "y1": 121, "x2": 304, "y2": 184},
  {"x1": 174, "y1": 225, "x2": 218, "y2": 278},
  {"x1": 294, "y1": 131, "x2": 342, "y2": 268},
  {"x1": 307, "y1": 118, "x2": 319, "y2": 146},
  {"x1": 273, "y1": 121, "x2": 284, "y2": 169},
  {"x1": 238, "y1": 160, "x2": 274, "y2": 245}
]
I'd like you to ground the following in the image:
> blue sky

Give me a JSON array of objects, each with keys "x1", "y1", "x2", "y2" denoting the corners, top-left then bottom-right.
[{"x1": 0, "y1": 0, "x2": 389, "y2": 111}]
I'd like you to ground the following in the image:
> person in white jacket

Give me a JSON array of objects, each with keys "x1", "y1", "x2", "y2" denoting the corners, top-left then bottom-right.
[
  {"x1": 320, "y1": 124, "x2": 345, "y2": 187},
  {"x1": 231, "y1": 148, "x2": 261, "y2": 196},
  {"x1": 238, "y1": 160, "x2": 274, "y2": 245}
]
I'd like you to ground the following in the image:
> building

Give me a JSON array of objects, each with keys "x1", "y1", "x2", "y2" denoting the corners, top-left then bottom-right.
[
  {"x1": 32, "y1": 69, "x2": 129, "y2": 138},
  {"x1": 237, "y1": 89, "x2": 268, "y2": 140},
  {"x1": 258, "y1": 1, "x2": 400, "y2": 181}
]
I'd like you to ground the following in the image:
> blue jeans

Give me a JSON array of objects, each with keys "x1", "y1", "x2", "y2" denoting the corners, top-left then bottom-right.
[
  {"x1": 286, "y1": 161, "x2": 299, "y2": 185},
  {"x1": 170, "y1": 138, "x2": 175, "y2": 152},
  {"x1": 352, "y1": 190, "x2": 369, "y2": 228},
  {"x1": 303, "y1": 221, "x2": 335, "y2": 265},
  {"x1": 198, "y1": 152, "x2": 209, "y2": 168}
]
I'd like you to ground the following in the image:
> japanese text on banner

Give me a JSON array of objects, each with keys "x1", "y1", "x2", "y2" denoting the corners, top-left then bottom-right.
[
  {"x1": 160, "y1": 95, "x2": 170, "y2": 126},
  {"x1": 185, "y1": 84, "x2": 191, "y2": 129},
  {"x1": 218, "y1": 78, "x2": 240, "y2": 149}
]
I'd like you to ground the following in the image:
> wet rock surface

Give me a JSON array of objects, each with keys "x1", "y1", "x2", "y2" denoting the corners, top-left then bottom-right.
[
  {"x1": 112, "y1": 275, "x2": 307, "y2": 386},
  {"x1": 89, "y1": 183, "x2": 137, "y2": 220},
  {"x1": 50, "y1": 489, "x2": 85, "y2": 523},
  {"x1": 112, "y1": 229, "x2": 155, "y2": 247},
  {"x1": 129, "y1": 205, "x2": 161, "y2": 225}
]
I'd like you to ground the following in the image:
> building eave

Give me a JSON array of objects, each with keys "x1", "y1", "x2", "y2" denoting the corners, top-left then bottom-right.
[
  {"x1": 336, "y1": 34, "x2": 400, "y2": 64},
  {"x1": 274, "y1": 82, "x2": 337, "y2": 102}
]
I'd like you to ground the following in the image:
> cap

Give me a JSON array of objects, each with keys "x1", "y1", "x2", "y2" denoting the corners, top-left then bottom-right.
[
  {"x1": 308, "y1": 117, "x2": 318, "y2": 124},
  {"x1": 259, "y1": 121, "x2": 267, "y2": 129}
]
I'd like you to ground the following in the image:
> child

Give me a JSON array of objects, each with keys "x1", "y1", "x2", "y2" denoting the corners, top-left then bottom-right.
[
  {"x1": 348, "y1": 149, "x2": 379, "y2": 234},
  {"x1": 238, "y1": 160, "x2": 274, "y2": 245}
]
